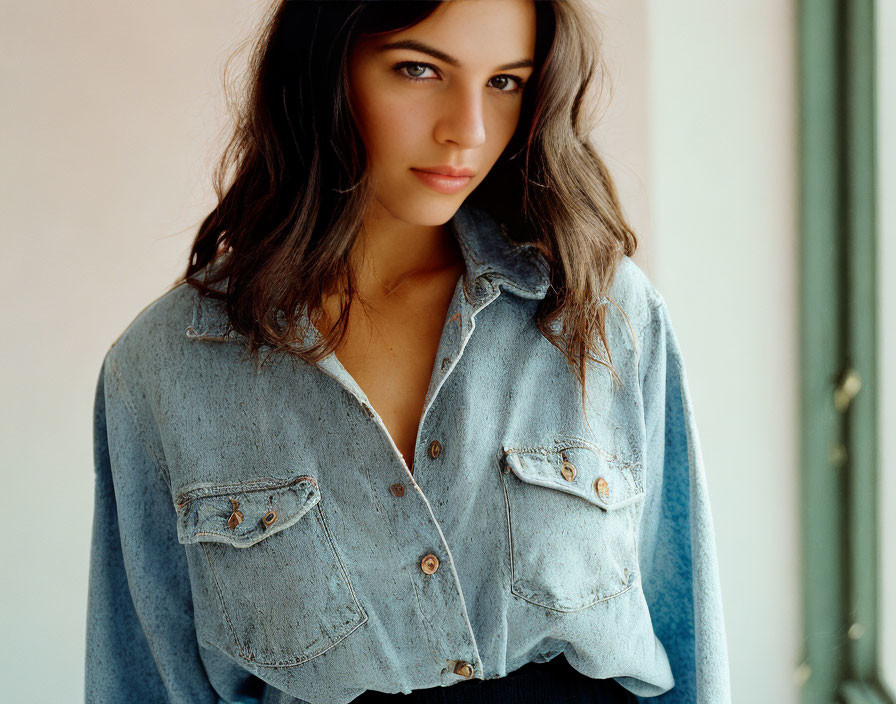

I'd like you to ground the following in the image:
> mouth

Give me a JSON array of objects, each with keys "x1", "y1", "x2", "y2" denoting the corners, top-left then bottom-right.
[
  {"x1": 414, "y1": 165, "x2": 476, "y2": 177},
  {"x1": 410, "y1": 168, "x2": 474, "y2": 194}
]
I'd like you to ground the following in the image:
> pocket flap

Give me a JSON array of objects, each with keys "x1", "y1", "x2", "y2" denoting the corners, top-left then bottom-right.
[
  {"x1": 502, "y1": 442, "x2": 642, "y2": 511},
  {"x1": 174, "y1": 474, "x2": 320, "y2": 548}
]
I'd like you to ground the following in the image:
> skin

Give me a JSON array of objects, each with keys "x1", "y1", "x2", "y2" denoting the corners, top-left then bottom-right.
[
  {"x1": 345, "y1": 0, "x2": 537, "y2": 298},
  {"x1": 320, "y1": 0, "x2": 537, "y2": 473}
]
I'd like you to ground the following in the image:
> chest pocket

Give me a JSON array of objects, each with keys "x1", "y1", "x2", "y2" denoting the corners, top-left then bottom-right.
[
  {"x1": 174, "y1": 474, "x2": 367, "y2": 668},
  {"x1": 499, "y1": 439, "x2": 644, "y2": 612}
]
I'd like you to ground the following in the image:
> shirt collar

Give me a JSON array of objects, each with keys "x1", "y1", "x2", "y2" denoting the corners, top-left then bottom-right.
[
  {"x1": 185, "y1": 201, "x2": 551, "y2": 341},
  {"x1": 450, "y1": 201, "x2": 551, "y2": 300}
]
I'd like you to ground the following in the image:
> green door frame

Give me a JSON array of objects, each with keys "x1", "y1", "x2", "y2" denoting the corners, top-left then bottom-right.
[{"x1": 799, "y1": 1, "x2": 892, "y2": 702}]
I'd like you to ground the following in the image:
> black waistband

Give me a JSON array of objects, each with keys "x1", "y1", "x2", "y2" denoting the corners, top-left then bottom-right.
[{"x1": 350, "y1": 652, "x2": 637, "y2": 704}]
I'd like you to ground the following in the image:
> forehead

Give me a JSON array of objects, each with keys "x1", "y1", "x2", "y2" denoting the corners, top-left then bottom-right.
[{"x1": 354, "y1": 0, "x2": 537, "y2": 68}]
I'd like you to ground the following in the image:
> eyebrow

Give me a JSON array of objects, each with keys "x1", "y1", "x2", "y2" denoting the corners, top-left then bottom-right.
[{"x1": 377, "y1": 39, "x2": 534, "y2": 71}]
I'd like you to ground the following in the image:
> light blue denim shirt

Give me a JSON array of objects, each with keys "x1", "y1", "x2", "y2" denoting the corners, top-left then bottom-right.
[{"x1": 86, "y1": 202, "x2": 731, "y2": 703}]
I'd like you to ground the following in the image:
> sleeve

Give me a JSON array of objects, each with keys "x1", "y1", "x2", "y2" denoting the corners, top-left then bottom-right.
[
  {"x1": 634, "y1": 296, "x2": 732, "y2": 703},
  {"x1": 85, "y1": 351, "x2": 220, "y2": 703}
]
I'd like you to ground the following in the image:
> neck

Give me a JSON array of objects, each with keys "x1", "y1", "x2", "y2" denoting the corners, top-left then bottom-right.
[{"x1": 350, "y1": 202, "x2": 465, "y2": 297}]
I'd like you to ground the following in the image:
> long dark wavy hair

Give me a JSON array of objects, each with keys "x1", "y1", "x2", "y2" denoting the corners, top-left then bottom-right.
[{"x1": 180, "y1": 0, "x2": 638, "y2": 410}]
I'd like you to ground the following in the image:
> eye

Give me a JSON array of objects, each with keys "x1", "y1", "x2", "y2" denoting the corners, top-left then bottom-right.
[
  {"x1": 391, "y1": 61, "x2": 527, "y2": 95},
  {"x1": 488, "y1": 75, "x2": 527, "y2": 93},
  {"x1": 394, "y1": 61, "x2": 439, "y2": 82},
  {"x1": 392, "y1": 61, "x2": 435, "y2": 81}
]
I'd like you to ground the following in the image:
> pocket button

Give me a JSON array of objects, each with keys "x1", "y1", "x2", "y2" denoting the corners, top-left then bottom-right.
[
  {"x1": 594, "y1": 476, "x2": 610, "y2": 499},
  {"x1": 560, "y1": 459, "x2": 577, "y2": 481},
  {"x1": 227, "y1": 499, "x2": 243, "y2": 529},
  {"x1": 261, "y1": 510, "x2": 278, "y2": 528}
]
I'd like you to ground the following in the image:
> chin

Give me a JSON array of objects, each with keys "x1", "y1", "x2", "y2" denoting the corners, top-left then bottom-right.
[{"x1": 380, "y1": 196, "x2": 465, "y2": 227}]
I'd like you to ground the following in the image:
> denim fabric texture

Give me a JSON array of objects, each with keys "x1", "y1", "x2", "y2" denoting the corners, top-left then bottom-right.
[{"x1": 85, "y1": 201, "x2": 732, "y2": 703}]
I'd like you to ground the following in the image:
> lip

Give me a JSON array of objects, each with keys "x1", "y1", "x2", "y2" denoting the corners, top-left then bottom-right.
[
  {"x1": 411, "y1": 168, "x2": 474, "y2": 194},
  {"x1": 414, "y1": 165, "x2": 476, "y2": 177}
]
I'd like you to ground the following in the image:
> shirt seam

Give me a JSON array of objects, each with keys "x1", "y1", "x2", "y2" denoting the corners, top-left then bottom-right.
[
  {"x1": 637, "y1": 293, "x2": 666, "y2": 390},
  {"x1": 107, "y1": 353, "x2": 172, "y2": 488}
]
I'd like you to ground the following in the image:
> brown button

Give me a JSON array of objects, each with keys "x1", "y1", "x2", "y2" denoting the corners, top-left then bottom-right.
[
  {"x1": 453, "y1": 660, "x2": 474, "y2": 678},
  {"x1": 594, "y1": 476, "x2": 610, "y2": 499},
  {"x1": 420, "y1": 553, "x2": 440, "y2": 574},
  {"x1": 227, "y1": 499, "x2": 243, "y2": 529},
  {"x1": 390, "y1": 482, "x2": 406, "y2": 497},
  {"x1": 500, "y1": 454, "x2": 510, "y2": 474},
  {"x1": 560, "y1": 460, "x2": 577, "y2": 481},
  {"x1": 262, "y1": 510, "x2": 278, "y2": 528},
  {"x1": 429, "y1": 440, "x2": 443, "y2": 459}
]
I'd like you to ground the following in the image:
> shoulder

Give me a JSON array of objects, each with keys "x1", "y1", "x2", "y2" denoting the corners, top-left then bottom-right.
[
  {"x1": 604, "y1": 255, "x2": 663, "y2": 336},
  {"x1": 103, "y1": 280, "x2": 199, "y2": 379}
]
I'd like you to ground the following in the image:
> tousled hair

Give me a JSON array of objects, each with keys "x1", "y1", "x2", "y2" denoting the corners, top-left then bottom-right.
[{"x1": 180, "y1": 0, "x2": 639, "y2": 415}]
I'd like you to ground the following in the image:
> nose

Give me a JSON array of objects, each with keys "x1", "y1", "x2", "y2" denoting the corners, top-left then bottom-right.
[{"x1": 433, "y1": 84, "x2": 487, "y2": 150}]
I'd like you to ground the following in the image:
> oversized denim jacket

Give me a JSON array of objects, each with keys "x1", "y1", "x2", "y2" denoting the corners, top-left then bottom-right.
[{"x1": 85, "y1": 201, "x2": 731, "y2": 703}]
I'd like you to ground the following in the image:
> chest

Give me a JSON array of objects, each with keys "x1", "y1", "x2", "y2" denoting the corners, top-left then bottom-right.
[{"x1": 318, "y1": 273, "x2": 462, "y2": 475}]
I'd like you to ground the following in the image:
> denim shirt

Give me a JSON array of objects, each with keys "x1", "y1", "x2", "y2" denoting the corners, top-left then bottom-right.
[{"x1": 85, "y1": 202, "x2": 731, "y2": 704}]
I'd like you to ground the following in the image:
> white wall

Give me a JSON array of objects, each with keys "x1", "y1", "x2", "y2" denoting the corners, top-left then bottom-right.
[
  {"x1": 591, "y1": 0, "x2": 653, "y2": 270},
  {"x1": 0, "y1": 1, "x2": 802, "y2": 700},
  {"x1": 645, "y1": 1, "x2": 800, "y2": 702},
  {"x1": 0, "y1": 2, "x2": 264, "y2": 698}
]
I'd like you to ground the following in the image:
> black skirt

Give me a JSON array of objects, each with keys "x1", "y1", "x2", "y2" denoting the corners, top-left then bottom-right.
[{"x1": 350, "y1": 651, "x2": 637, "y2": 704}]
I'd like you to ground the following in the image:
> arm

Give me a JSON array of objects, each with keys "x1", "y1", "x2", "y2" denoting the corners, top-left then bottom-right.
[
  {"x1": 635, "y1": 296, "x2": 732, "y2": 703},
  {"x1": 85, "y1": 351, "x2": 220, "y2": 703}
]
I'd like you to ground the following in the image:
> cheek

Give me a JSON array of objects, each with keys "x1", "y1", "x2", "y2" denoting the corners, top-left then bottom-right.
[
  {"x1": 495, "y1": 103, "x2": 524, "y2": 145},
  {"x1": 476, "y1": 113, "x2": 519, "y2": 172},
  {"x1": 357, "y1": 93, "x2": 429, "y2": 164}
]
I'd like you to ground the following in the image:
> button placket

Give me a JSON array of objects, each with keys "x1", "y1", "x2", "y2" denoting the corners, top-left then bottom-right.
[
  {"x1": 420, "y1": 553, "x2": 440, "y2": 574},
  {"x1": 452, "y1": 660, "x2": 474, "y2": 679}
]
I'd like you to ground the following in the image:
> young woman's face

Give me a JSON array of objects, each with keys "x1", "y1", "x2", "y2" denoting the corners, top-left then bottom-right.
[{"x1": 347, "y1": 0, "x2": 537, "y2": 226}]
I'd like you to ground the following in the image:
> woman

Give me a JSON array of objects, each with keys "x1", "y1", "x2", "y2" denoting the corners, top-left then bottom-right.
[{"x1": 85, "y1": 1, "x2": 731, "y2": 702}]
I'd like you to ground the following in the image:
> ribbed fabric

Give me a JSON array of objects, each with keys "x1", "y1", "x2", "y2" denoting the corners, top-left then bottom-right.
[{"x1": 350, "y1": 652, "x2": 637, "y2": 703}]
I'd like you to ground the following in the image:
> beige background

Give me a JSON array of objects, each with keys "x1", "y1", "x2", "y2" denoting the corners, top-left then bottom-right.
[
  {"x1": 5, "y1": 1, "x2": 885, "y2": 701},
  {"x1": 647, "y1": 2, "x2": 801, "y2": 699}
]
